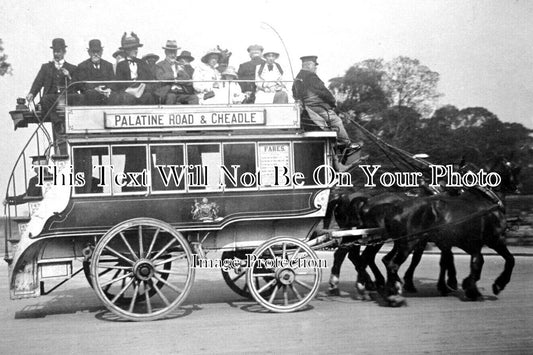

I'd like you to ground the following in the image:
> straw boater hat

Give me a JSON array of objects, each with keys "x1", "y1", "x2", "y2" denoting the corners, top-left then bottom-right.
[
  {"x1": 221, "y1": 66, "x2": 238, "y2": 78},
  {"x1": 120, "y1": 32, "x2": 143, "y2": 50},
  {"x1": 50, "y1": 38, "x2": 67, "y2": 50},
  {"x1": 177, "y1": 50, "x2": 195, "y2": 62},
  {"x1": 201, "y1": 48, "x2": 222, "y2": 64},
  {"x1": 142, "y1": 53, "x2": 160, "y2": 61},
  {"x1": 263, "y1": 51, "x2": 280, "y2": 59},
  {"x1": 162, "y1": 40, "x2": 180, "y2": 51}
]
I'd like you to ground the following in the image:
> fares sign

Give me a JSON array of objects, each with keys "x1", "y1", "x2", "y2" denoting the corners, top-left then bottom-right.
[{"x1": 105, "y1": 111, "x2": 265, "y2": 129}]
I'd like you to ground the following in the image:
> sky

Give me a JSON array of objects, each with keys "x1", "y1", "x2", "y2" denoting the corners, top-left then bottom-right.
[{"x1": 1, "y1": 0, "x2": 533, "y2": 195}]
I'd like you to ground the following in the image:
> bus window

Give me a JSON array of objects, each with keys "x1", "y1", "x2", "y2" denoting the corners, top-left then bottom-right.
[
  {"x1": 73, "y1": 146, "x2": 109, "y2": 194},
  {"x1": 222, "y1": 143, "x2": 256, "y2": 188},
  {"x1": 150, "y1": 144, "x2": 185, "y2": 192},
  {"x1": 111, "y1": 145, "x2": 148, "y2": 193},
  {"x1": 294, "y1": 142, "x2": 325, "y2": 186},
  {"x1": 186, "y1": 144, "x2": 222, "y2": 190}
]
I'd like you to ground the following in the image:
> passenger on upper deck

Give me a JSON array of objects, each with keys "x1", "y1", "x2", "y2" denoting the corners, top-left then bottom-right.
[
  {"x1": 237, "y1": 44, "x2": 265, "y2": 103},
  {"x1": 26, "y1": 38, "x2": 81, "y2": 155},
  {"x1": 74, "y1": 39, "x2": 116, "y2": 106},
  {"x1": 112, "y1": 49, "x2": 125, "y2": 75},
  {"x1": 155, "y1": 42, "x2": 199, "y2": 105},
  {"x1": 254, "y1": 51, "x2": 288, "y2": 104},
  {"x1": 193, "y1": 48, "x2": 223, "y2": 104},
  {"x1": 142, "y1": 53, "x2": 160, "y2": 78},
  {"x1": 220, "y1": 67, "x2": 245, "y2": 104},
  {"x1": 112, "y1": 32, "x2": 155, "y2": 105}
]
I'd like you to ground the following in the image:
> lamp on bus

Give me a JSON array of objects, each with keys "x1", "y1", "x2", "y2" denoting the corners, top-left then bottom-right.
[{"x1": 9, "y1": 97, "x2": 29, "y2": 130}]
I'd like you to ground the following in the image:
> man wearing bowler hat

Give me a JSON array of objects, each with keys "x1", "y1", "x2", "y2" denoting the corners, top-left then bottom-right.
[
  {"x1": 237, "y1": 44, "x2": 266, "y2": 103},
  {"x1": 112, "y1": 32, "x2": 155, "y2": 105},
  {"x1": 293, "y1": 55, "x2": 362, "y2": 171},
  {"x1": 75, "y1": 39, "x2": 116, "y2": 105},
  {"x1": 26, "y1": 38, "x2": 80, "y2": 155}
]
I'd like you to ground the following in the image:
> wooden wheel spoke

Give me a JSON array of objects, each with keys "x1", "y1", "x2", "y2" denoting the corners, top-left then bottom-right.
[
  {"x1": 283, "y1": 285, "x2": 289, "y2": 306},
  {"x1": 257, "y1": 278, "x2": 276, "y2": 294},
  {"x1": 268, "y1": 284, "x2": 279, "y2": 303},
  {"x1": 97, "y1": 264, "x2": 131, "y2": 271},
  {"x1": 289, "y1": 246, "x2": 302, "y2": 261},
  {"x1": 290, "y1": 284, "x2": 303, "y2": 300},
  {"x1": 128, "y1": 282, "x2": 140, "y2": 313},
  {"x1": 138, "y1": 225, "x2": 144, "y2": 259},
  {"x1": 153, "y1": 253, "x2": 186, "y2": 266},
  {"x1": 231, "y1": 270, "x2": 246, "y2": 282},
  {"x1": 151, "y1": 239, "x2": 177, "y2": 261},
  {"x1": 282, "y1": 243, "x2": 287, "y2": 260},
  {"x1": 156, "y1": 269, "x2": 188, "y2": 276},
  {"x1": 103, "y1": 269, "x2": 121, "y2": 293},
  {"x1": 268, "y1": 247, "x2": 276, "y2": 259},
  {"x1": 119, "y1": 232, "x2": 139, "y2": 261},
  {"x1": 294, "y1": 279, "x2": 313, "y2": 291},
  {"x1": 152, "y1": 281, "x2": 171, "y2": 307},
  {"x1": 144, "y1": 281, "x2": 152, "y2": 313},
  {"x1": 111, "y1": 277, "x2": 134, "y2": 304},
  {"x1": 104, "y1": 245, "x2": 135, "y2": 265},
  {"x1": 100, "y1": 271, "x2": 133, "y2": 288},
  {"x1": 146, "y1": 228, "x2": 160, "y2": 259},
  {"x1": 153, "y1": 274, "x2": 183, "y2": 294},
  {"x1": 252, "y1": 273, "x2": 276, "y2": 278}
]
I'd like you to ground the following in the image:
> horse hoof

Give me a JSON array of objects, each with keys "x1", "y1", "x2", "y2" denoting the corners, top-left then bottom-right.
[
  {"x1": 438, "y1": 284, "x2": 451, "y2": 296},
  {"x1": 465, "y1": 288, "x2": 482, "y2": 301},
  {"x1": 447, "y1": 279, "x2": 458, "y2": 291},
  {"x1": 365, "y1": 281, "x2": 377, "y2": 291},
  {"x1": 492, "y1": 283, "x2": 502, "y2": 295},
  {"x1": 328, "y1": 288, "x2": 340, "y2": 296},
  {"x1": 403, "y1": 283, "x2": 417, "y2": 293},
  {"x1": 387, "y1": 295, "x2": 407, "y2": 307}
]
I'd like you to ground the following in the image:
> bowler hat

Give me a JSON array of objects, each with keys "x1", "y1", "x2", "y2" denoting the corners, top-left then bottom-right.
[
  {"x1": 247, "y1": 44, "x2": 264, "y2": 52},
  {"x1": 162, "y1": 40, "x2": 180, "y2": 51},
  {"x1": 112, "y1": 49, "x2": 125, "y2": 59},
  {"x1": 201, "y1": 48, "x2": 222, "y2": 64},
  {"x1": 88, "y1": 39, "x2": 103, "y2": 51},
  {"x1": 50, "y1": 38, "x2": 67, "y2": 50},
  {"x1": 300, "y1": 55, "x2": 319, "y2": 65},
  {"x1": 120, "y1": 32, "x2": 143, "y2": 50},
  {"x1": 177, "y1": 50, "x2": 195, "y2": 62},
  {"x1": 142, "y1": 53, "x2": 160, "y2": 61}
]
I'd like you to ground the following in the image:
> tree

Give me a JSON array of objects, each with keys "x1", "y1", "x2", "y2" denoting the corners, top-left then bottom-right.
[
  {"x1": 381, "y1": 56, "x2": 441, "y2": 117},
  {"x1": 0, "y1": 39, "x2": 12, "y2": 76}
]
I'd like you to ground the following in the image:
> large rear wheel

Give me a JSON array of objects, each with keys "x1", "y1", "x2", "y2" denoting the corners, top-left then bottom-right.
[{"x1": 90, "y1": 218, "x2": 195, "y2": 321}]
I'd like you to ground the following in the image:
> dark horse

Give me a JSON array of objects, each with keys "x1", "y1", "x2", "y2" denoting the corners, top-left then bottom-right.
[
  {"x1": 382, "y1": 186, "x2": 514, "y2": 305},
  {"x1": 325, "y1": 189, "x2": 457, "y2": 297}
]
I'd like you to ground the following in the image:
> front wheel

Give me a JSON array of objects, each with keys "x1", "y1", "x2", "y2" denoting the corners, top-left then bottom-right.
[
  {"x1": 90, "y1": 218, "x2": 195, "y2": 321},
  {"x1": 246, "y1": 237, "x2": 322, "y2": 313}
]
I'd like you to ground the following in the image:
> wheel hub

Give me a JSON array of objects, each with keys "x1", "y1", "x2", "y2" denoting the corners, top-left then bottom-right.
[
  {"x1": 133, "y1": 259, "x2": 154, "y2": 281},
  {"x1": 276, "y1": 268, "x2": 295, "y2": 285}
]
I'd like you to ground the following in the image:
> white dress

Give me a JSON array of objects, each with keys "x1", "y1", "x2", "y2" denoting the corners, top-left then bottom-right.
[{"x1": 255, "y1": 63, "x2": 287, "y2": 104}]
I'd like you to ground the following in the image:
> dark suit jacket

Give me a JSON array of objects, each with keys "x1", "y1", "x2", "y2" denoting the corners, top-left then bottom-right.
[
  {"x1": 237, "y1": 57, "x2": 265, "y2": 92},
  {"x1": 74, "y1": 58, "x2": 115, "y2": 91},
  {"x1": 293, "y1": 69, "x2": 336, "y2": 108},
  {"x1": 29, "y1": 61, "x2": 77, "y2": 96},
  {"x1": 115, "y1": 58, "x2": 154, "y2": 91},
  {"x1": 155, "y1": 60, "x2": 195, "y2": 97}
]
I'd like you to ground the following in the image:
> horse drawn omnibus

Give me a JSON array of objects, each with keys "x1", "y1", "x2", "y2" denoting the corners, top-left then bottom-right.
[{"x1": 4, "y1": 78, "x2": 349, "y2": 321}]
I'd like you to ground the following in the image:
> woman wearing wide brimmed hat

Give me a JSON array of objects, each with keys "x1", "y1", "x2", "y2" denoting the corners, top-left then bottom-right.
[
  {"x1": 193, "y1": 48, "x2": 223, "y2": 103},
  {"x1": 255, "y1": 50, "x2": 288, "y2": 104},
  {"x1": 109, "y1": 32, "x2": 155, "y2": 105}
]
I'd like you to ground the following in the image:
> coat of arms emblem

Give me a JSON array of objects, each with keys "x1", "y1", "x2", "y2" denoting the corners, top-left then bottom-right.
[{"x1": 191, "y1": 198, "x2": 222, "y2": 222}]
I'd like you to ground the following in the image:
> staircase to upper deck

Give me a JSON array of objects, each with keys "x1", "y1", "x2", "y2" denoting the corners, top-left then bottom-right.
[{"x1": 3, "y1": 98, "x2": 68, "y2": 264}]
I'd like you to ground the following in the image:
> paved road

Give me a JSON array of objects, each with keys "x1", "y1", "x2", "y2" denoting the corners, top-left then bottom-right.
[{"x1": 0, "y1": 251, "x2": 531, "y2": 354}]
